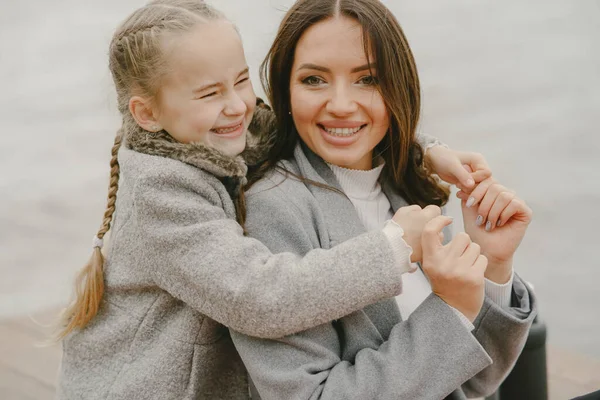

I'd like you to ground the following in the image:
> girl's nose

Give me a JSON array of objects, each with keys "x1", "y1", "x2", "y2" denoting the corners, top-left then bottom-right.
[{"x1": 223, "y1": 92, "x2": 247, "y2": 116}]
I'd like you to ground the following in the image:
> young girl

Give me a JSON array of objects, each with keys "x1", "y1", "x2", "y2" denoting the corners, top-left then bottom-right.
[
  {"x1": 57, "y1": 0, "x2": 494, "y2": 398},
  {"x1": 229, "y1": 0, "x2": 537, "y2": 399}
]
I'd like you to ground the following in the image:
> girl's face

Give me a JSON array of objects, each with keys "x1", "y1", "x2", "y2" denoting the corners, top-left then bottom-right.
[
  {"x1": 290, "y1": 16, "x2": 389, "y2": 170},
  {"x1": 154, "y1": 20, "x2": 256, "y2": 156}
]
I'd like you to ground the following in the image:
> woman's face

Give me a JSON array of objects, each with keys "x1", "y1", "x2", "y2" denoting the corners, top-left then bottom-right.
[{"x1": 290, "y1": 16, "x2": 389, "y2": 170}]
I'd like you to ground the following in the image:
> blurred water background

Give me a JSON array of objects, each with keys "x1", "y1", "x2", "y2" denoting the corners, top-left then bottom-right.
[{"x1": 1, "y1": 0, "x2": 599, "y2": 366}]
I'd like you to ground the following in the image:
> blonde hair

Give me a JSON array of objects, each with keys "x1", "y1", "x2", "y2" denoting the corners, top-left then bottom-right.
[{"x1": 57, "y1": 0, "x2": 225, "y2": 339}]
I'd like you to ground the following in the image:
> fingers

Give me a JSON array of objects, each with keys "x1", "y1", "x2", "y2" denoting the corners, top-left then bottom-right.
[
  {"x1": 423, "y1": 205, "x2": 442, "y2": 219},
  {"x1": 392, "y1": 204, "x2": 421, "y2": 221},
  {"x1": 459, "y1": 152, "x2": 492, "y2": 188},
  {"x1": 469, "y1": 169, "x2": 492, "y2": 184},
  {"x1": 497, "y1": 197, "x2": 533, "y2": 227},
  {"x1": 454, "y1": 163, "x2": 476, "y2": 189},
  {"x1": 485, "y1": 190, "x2": 515, "y2": 230},
  {"x1": 422, "y1": 215, "x2": 453, "y2": 254},
  {"x1": 464, "y1": 152, "x2": 491, "y2": 175},
  {"x1": 477, "y1": 183, "x2": 513, "y2": 230},
  {"x1": 448, "y1": 232, "x2": 472, "y2": 258},
  {"x1": 459, "y1": 242, "x2": 481, "y2": 266},
  {"x1": 472, "y1": 255, "x2": 488, "y2": 276},
  {"x1": 463, "y1": 177, "x2": 494, "y2": 208}
]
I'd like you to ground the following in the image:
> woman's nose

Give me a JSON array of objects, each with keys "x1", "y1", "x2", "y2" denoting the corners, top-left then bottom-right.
[{"x1": 325, "y1": 84, "x2": 358, "y2": 116}]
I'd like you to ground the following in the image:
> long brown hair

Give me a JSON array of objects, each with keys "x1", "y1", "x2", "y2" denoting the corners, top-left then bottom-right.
[
  {"x1": 248, "y1": 0, "x2": 449, "y2": 207},
  {"x1": 57, "y1": 0, "x2": 225, "y2": 340}
]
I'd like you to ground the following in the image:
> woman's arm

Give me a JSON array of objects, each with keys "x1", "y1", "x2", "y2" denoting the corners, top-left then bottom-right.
[
  {"x1": 230, "y1": 191, "x2": 493, "y2": 399},
  {"x1": 231, "y1": 294, "x2": 492, "y2": 400},
  {"x1": 462, "y1": 275, "x2": 537, "y2": 397},
  {"x1": 131, "y1": 165, "x2": 408, "y2": 339},
  {"x1": 417, "y1": 132, "x2": 493, "y2": 189}
]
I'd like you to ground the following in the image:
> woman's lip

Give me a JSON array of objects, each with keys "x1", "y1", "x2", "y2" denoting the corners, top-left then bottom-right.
[
  {"x1": 318, "y1": 124, "x2": 365, "y2": 146},
  {"x1": 319, "y1": 121, "x2": 367, "y2": 129}
]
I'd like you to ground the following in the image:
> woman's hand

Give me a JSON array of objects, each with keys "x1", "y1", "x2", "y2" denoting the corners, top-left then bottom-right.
[
  {"x1": 421, "y1": 216, "x2": 487, "y2": 322},
  {"x1": 425, "y1": 146, "x2": 492, "y2": 190},
  {"x1": 457, "y1": 178, "x2": 533, "y2": 283},
  {"x1": 392, "y1": 205, "x2": 441, "y2": 262}
]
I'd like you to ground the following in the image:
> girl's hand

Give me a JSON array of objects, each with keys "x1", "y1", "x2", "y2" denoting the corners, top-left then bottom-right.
[
  {"x1": 421, "y1": 216, "x2": 487, "y2": 322},
  {"x1": 392, "y1": 205, "x2": 441, "y2": 262},
  {"x1": 457, "y1": 178, "x2": 533, "y2": 283},
  {"x1": 425, "y1": 146, "x2": 492, "y2": 190}
]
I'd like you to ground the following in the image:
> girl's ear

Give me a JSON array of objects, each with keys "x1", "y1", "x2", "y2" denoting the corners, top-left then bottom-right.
[{"x1": 129, "y1": 96, "x2": 162, "y2": 132}]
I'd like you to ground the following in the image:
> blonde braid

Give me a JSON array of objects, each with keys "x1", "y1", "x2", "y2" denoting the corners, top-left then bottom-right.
[
  {"x1": 57, "y1": 0, "x2": 226, "y2": 340},
  {"x1": 56, "y1": 134, "x2": 122, "y2": 340},
  {"x1": 98, "y1": 133, "x2": 122, "y2": 239}
]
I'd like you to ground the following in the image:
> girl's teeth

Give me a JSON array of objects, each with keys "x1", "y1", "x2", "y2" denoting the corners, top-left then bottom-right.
[
  {"x1": 213, "y1": 124, "x2": 240, "y2": 134},
  {"x1": 324, "y1": 126, "x2": 362, "y2": 136}
]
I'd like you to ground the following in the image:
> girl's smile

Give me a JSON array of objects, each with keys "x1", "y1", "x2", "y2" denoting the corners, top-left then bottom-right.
[{"x1": 210, "y1": 120, "x2": 246, "y2": 138}]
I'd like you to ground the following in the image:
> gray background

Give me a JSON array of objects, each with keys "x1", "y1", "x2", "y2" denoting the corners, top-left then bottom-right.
[{"x1": 1, "y1": 0, "x2": 598, "y2": 364}]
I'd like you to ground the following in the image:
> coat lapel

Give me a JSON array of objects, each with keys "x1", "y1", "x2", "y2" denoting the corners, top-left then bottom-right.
[
  {"x1": 381, "y1": 179, "x2": 410, "y2": 213},
  {"x1": 293, "y1": 144, "x2": 367, "y2": 249},
  {"x1": 294, "y1": 144, "x2": 406, "y2": 326}
]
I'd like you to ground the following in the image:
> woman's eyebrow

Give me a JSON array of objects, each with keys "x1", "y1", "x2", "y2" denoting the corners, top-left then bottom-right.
[
  {"x1": 351, "y1": 63, "x2": 376, "y2": 73},
  {"x1": 296, "y1": 63, "x2": 376, "y2": 73},
  {"x1": 297, "y1": 63, "x2": 330, "y2": 72}
]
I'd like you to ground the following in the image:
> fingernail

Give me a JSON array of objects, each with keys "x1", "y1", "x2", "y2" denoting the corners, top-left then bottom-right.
[
  {"x1": 497, "y1": 220, "x2": 502, "y2": 227},
  {"x1": 466, "y1": 197, "x2": 476, "y2": 208},
  {"x1": 467, "y1": 178, "x2": 475, "y2": 187},
  {"x1": 476, "y1": 215, "x2": 483, "y2": 226},
  {"x1": 485, "y1": 221, "x2": 492, "y2": 231}
]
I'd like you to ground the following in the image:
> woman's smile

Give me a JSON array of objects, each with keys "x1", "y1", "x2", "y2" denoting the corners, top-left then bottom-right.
[{"x1": 317, "y1": 122, "x2": 368, "y2": 146}]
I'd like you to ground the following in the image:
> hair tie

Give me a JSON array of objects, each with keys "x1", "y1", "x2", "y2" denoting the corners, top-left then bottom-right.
[{"x1": 92, "y1": 236, "x2": 104, "y2": 250}]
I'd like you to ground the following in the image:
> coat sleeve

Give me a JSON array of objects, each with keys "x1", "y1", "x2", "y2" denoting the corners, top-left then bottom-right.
[
  {"x1": 230, "y1": 181, "x2": 496, "y2": 400},
  {"x1": 461, "y1": 273, "x2": 538, "y2": 397},
  {"x1": 230, "y1": 189, "x2": 495, "y2": 400},
  {"x1": 231, "y1": 294, "x2": 494, "y2": 400},
  {"x1": 416, "y1": 132, "x2": 446, "y2": 151},
  {"x1": 131, "y1": 168, "x2": 404, "y2": 339}
]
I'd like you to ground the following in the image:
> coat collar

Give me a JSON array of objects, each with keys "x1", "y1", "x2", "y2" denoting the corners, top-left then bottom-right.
[{"x1": 293, "y1": 143, "x2": 409, "y2": 248}]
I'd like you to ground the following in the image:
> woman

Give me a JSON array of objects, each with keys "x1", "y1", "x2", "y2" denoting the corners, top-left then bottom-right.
[{"x1": 231, "y1": 0, "x2": 537, "y2": 399}]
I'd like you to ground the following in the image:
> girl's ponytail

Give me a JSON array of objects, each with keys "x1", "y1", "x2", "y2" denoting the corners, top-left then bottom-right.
[{"x1": 57, "y1": 133, "x2": 122, "y2": 339}]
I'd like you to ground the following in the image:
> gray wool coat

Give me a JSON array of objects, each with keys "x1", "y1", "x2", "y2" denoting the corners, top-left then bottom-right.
[
  {"x1": 230, "y1": 143, "x2": 537, "y2": 400},
  {"x1": 58, "y1": 107, "x2": 437, "y2": 400}
]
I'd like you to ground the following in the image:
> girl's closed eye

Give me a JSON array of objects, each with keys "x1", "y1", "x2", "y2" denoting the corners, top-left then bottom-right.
[
  {"x1": 199, "y1": 90, "x2": 219, "y2": 99},
  {"x1": 235, "y1": 76, "x2": 250, "y2": 86},
  {"x1": 301, "y1": 75, "x2": 326, "y2": 86}
]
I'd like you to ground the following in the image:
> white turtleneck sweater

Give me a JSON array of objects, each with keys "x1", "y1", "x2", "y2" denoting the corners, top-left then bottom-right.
[{"x1": 328, "y1": 162, "x2": 514, "y2": 328}]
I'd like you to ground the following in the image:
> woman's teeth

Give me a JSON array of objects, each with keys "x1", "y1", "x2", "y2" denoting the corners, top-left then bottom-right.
[
  {"x1": 212, "y1": 124, "x2": 241, "y2": 134},
  {"x1": 324, "y1": 126, "x2": 363, "y2": 137}
]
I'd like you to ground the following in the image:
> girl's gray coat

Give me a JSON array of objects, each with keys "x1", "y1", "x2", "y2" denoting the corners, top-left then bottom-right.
[
  {"x1": 230, "y1": 143, "x2": 537, "y2": 400},
  {"x1": 57, "y1": 109, "x2": 417, "y2": 400}
]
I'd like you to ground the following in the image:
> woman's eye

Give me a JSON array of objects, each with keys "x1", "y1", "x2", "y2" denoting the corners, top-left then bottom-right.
[
  {"x1": 236, "y1": 77, "x2": 249, "y2": 86},
  {"x1": 301, "y1": 76, "x2": 325, "y2": 86},
  {"x1": 358, "y1": 75, "x2": 379, "y2": 86}
]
